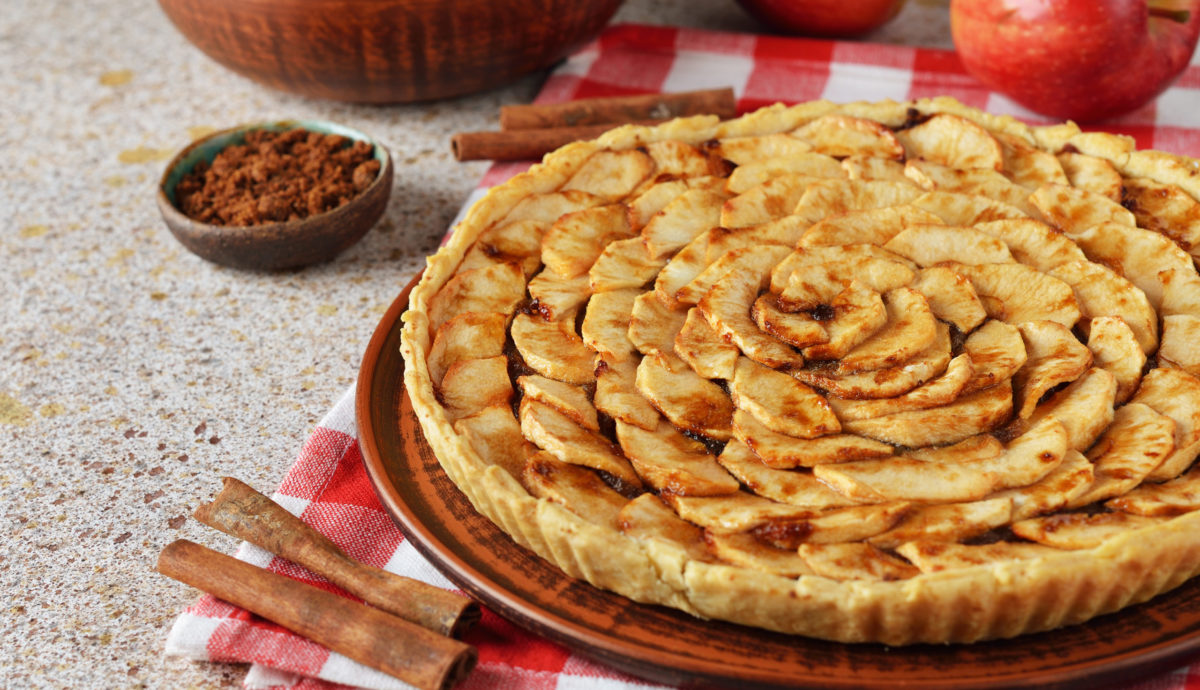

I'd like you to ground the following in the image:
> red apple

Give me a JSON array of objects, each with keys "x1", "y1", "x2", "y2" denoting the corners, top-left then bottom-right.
[
  {"x1": 951, "y1": 0, "x2": 1200, "y2": 122},
  {"x1": 736, "y1": 0, "x2": 908, "y2": 38}
]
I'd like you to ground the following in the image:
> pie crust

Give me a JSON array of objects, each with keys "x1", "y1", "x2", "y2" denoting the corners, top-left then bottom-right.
[{"x1": 400, "y1": 97, "x2": 1200, "y2": 645}]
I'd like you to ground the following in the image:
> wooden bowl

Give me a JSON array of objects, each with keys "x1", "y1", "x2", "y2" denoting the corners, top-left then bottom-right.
[
  {"x1": 157, "y1": 0, "x2": 625, "y2": 103},
  {"x1": 156, "y1": 120, "x2": 392, "y2": 271}
]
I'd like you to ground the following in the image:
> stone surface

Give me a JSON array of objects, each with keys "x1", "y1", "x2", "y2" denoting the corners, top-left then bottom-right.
[{"x1": 0, "y1": 0, "x2": 949, "y2": 686}]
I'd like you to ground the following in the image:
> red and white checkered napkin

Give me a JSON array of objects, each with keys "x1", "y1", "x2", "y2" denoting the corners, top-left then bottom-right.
[{"x1": 166, "y1": 23, "x2": 1200, "y2": 690}]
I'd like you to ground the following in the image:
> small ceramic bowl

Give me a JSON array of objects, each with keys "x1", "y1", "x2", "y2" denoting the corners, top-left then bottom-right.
[{"x1": 157, "y1": 119, "x2": 393, "y2": 271}]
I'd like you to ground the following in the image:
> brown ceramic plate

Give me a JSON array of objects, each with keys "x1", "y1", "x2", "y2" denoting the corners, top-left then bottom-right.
[{"x1": 358, "y1": 277, "x2": 1200, "y2": 689}]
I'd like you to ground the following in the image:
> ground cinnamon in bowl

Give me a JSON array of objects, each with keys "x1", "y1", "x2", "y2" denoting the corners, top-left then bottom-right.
[{"x1": 174, "y1": 128, "x2": 381, "y2": 226}]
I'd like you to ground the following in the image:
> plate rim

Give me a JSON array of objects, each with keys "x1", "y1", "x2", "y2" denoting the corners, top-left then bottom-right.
[{"x1": 357, "y1": 277, "x2": 1200, "y2": 690}]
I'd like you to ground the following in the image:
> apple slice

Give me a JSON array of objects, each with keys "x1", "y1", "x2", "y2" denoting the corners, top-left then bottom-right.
[
  {"x1": 1069, "y1": 403, "x2": 1176, "y2": 508},
  {"x1": 517, "y1": 374, "x2": 598, "y2": 431},
  {"x1": 511, "y1": 312, "x2": 595, "y2": 385},
  {"x1": 1068, "y1": 221, "x2": 1194, "y2": 314},
  {"x1": 725, "y1": 152, "x2": 843, "y2": 195},
  {"x1": 793, "y1": 114, "x2": 905, "y2": 158},
  {"x1": 581, "y1": 288, "x2": 639, "y2": 362},
  {"x1": 813, "y1": 454, "x2": 998, "y2": 504},
  {"x1": 799, "y1": 204, "x2": 944, "y2": 247},
  {"x1": 732, "y1": 409, "x2": 892, "y2": 470},
  {"x1": 454, "y1": 404, "x2": 534, "y2": 480},
  {"x1": 594, "y1": 353, "x2": 660, "y2": 432},
  {"x1": 1046, "y1": 260, "x2": 1157, "y2": 354},
  {"x1": 618, "y1": 493, "x2": 714, "y2": 563},
  {"x1": 627, "y1": 178, "x2": 715, "y2": 231},
  {"x1": 946, "y1": 261, "x2": 1080, "y2": 328},
  {"x1": 523, "y1": 452, "x2": 630, "y2": 529},
  {"x1": 896, "y1": 541, "x2": 1059, "y2": 574},
  {"x1": 642, "y1": 188, "x2": 727, "y2": 260},
  {"x1": 753, "y1": 502, "x2": 912, "y2": 548},
  {"x1": 909, "y1": 266, "x2": 987, "y2": 333},
  {"x1": 797, "y1": 282, "x2": 887, "y2": 361},
  {"x1": 711, "y1": 133, "x2": 814, "y2": 166},
  {"x1": 1027, "y1": 368, "x2": 1117, "y2": 452},
  {"x1": 698, "y1": 247, "x2": 805, "y2": 368},
  {"x1": 793, "y1": 179, "x2": 923, "y2": 220},
  {"x1": 616, "y1": 420, "x2": 740, "y2": 496},
  {"x1": 1130, "y1": 368, "x2": 1200, "y2": 482},
  {"x1": 501, "y1": 189, "x2": 602, "y2": 225},
  {"x1": 1087, "y1": 316, "x2": 1147, "y2": 405},
  {"x1": 527, "y1": 270, "x2": 591, "y2": 321},
  {"x1": 1011, "y1": 512, "x2": 1165, "y2": 550},
  {"x1": 994, "y1": 449, "x2": 1093, "y2": 521},
  {"x1": 1119, "y1": 177, "x2": 1200, "y2": 259},
  {"x1": 796, "y1": 321, "x2": 953, "y2": 399},
  {"x1": 678, "y1": 244, "x2": 792, "y2": 307},
  {"x1": 429, "y1": 262, "x2": 526, "y2": 331},
  {"x1": 977, "y1": 417, "x2": 1070, "y2": 491},
  {"x1": 1106, "y1": 468, "x2": 1200, "y2": 517},
  {"x1": 716, "y1": 438, "x2": 876, "y2": 507},
  {"x1": 903, "y1": 160, "x2": 1039, "y2": 215},
  {"x1": 675, "y1": 307, "x2": 741, "y2": 380},
  {"x1": 841, "y1": 155, "x2": 910, "y2": 183},
  {"x1": 911, "y1": 190, "x2": 1028, "y2": 225},
  {"x1": 730, "y1": 357, "x2": 840, "y2": 439},
  {"x1": 636, "y1": 351, "x2": 734, "y2": 441},
  {"x1": 894, "y1": 113, "x2": 1004, "y2": 170},
  {"x1": 904, "y1": 434, "x2": 1003, "y2": 464},
  {"x1": 541, "y1": 204, "x2": 633, "y2": 278},
  {"x1": 628, "y1": 291, "x2": 688, "y2": 357},
  {"x1": 995, "y1": 131, "x2": 1069, "y2": 190},
  {"x1": 883, "y1": 224, "x2": 1013, "y2": 267},
  {"x1": 439, "y1": 356, "x2": 513, "y2": 420},
  {"x1": 971, "y1": 218, "x2": 1087, "y2": 272},
  {"x1": 520, "y1": 399, "x2": 642, "y2": 488},
  {"x1": 836, "y1": 287, "x2": 937, "y2": 375},
  {"x1": 752, "y1": 294, "x2": 829, "y2": 349},
  {"x1": 1013, "y1": 320, "x2": 1093, "y2": 420},
  {"x1": 829, "y1": 354, "x2": 974, "y2": 421},
  {"x1": 842, "y1": 380, "x2": 1013, "y2": 447},
  {"x1": 459, "y1": 219, "x2": 545, "y2": 277},
  {"x1": 721, "y1": 173, "x2": 822, "y2": 228},
  {"x1": 1029, "y1": 183, "x2": 1137, "y2": 236},
  {"x1": 562, "y1": 149, "x2": 655, "y2": 200},
  {"x1": 589, "y1": 237, "x2": 666, "y2": 293},
  {"x1": 427, "y1": 311, "x2": 507, "y2": 385},
  {"x1": 1159, "y1": 314, "x2": 1200, "y2": 378},
  {"x1": 644, "y1": 140, "x2": 727, "y2": 180},
  {"x1": 770, "y1": 244, "x2": 916, "y2": 297},
  {"x1": 869, "y1": 497, "x2": 1013, "y2": 550},
  {"x1": 1056, "y1": 151, "x2": 1123, "y2": 202},
  {"x1": 799, "y1": 543, "x2": 919, "y2": 581},
  {"x1": 664, "y1": 491, "x2": 819, "y2": 533},
  {"x1": 706, "y1": 531, "x2": 815, "y2": 578},
  {"x1": 961, "y1": 319, "x2": 1028, "y2": 394}
]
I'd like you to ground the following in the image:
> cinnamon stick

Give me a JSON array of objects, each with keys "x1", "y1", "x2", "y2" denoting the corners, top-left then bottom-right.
[
  {"x1": 158, "y1": 539, "x2": 476, "y2": 690},
  {"x1": 194, "y1": 477, "x2": 479, "y2": 638},
  {"x1": 499, "y1": 88, "x2": 737, "y2": 130},
  {"x1": 452, "y1": 120, "x2": 663, "y2": 162}
]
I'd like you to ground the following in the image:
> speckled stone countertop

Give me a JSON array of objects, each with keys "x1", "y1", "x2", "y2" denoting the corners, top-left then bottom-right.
[{"x1": 0, "y1": 1, "x2": 950, "y2": 686}]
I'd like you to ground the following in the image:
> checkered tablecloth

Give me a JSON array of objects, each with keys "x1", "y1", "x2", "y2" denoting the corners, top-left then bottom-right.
[{"x1": 164, "y1": 22, "x2": 1200, "y2": 690}]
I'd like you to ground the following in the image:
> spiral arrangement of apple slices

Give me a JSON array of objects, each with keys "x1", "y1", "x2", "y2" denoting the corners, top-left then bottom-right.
[{"x1": 405, "y1": 99, "x2": 1200, "y2": 641}]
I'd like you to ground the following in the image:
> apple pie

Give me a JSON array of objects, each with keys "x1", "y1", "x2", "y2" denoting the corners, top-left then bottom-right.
[{"x1": 400, "y1": 97, "x2": 1200, "y2": 644}]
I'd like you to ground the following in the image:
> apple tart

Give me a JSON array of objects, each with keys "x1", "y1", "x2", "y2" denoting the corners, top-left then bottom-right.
[{"x1": 400, "y1": 97, "x2": 1200, "y2": 644}]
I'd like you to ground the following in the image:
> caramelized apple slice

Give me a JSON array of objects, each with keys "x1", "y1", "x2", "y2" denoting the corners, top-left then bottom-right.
[
  {"x1": 869, "y1": 497, "x2": 1013, "y2": 550},
  {"x1": 904, "y1": 434, "x2": 1003, "y2": 464},
  {"x1": 698, "y1": 247, "x2": 805, "y2": 369},
  {"x1": 971, "y1": 219, "x2": 1087, "y2": 272},
  {"x1": 458, "y1": 219, "x2": 545, "y2": 277},
  {"x1": 706, "y1": 531, "x2": 815, "y2": 577},
  {"x1": 439, "y1": 356, "x2": 512, "y2": 420},
  {"x1": 1120, "y1": 177, "x2": 1200, "y2": 259},
  {"x1": 429, "y1": 262, "x2": 526, "y2": 331},
  {"x1": 979, "y1": 417, "x2": 1070, "y2": 491},
  {"x1": 1107, "y1": 469, "x2": 1200, "y2": 517},
  {"x1": 799, "y1": 281, "x2": 887, "y2": 361},
  {"x1": 795, "y1": 115, "x2": 905, "y2": 158},
  {"x1": 527, "y1": 270, "x2": 590, "y2": 321},
  {"x1": 616, "y1": 420, "x2": 739, "y2": 496},
  {"x1": 799, "y1": 543, "x2": 919, "y2": 581},
  {"x1": 562, "y1": 149, "x2": 654, "y2": 200},
  {"x1": 618, "y1": 493, "x2": 714, "y2": 563},
  {"x1": 799, "y1": 204, "x2": 944, "y2": 247},
  {"x1": 1013, "y1": 321, "x2": 1093, "y2": 420},
  {"x1": 911, "y1": 190, "x2": 1027, "y2": 225},
  {"x1": 995, "y1": 131, "x2": 1069, "y2": 190},
  {"x1": 716, "y1": 438, "x2": 874, "y2": 507},
  {"x1": 541, "y1": 204, "x2": 633, "y2": 278},
  {"x1": 645, "y1": 140, "x2": 726, "y2": 180},
  {"x1": 1056, "y1": 151, "x2": 1122, "y2": 201},
  {"x1": 995, "y1": 449, "x2": 1093, "y2": 521},
  {"x1": 909, "y1": 267, "x2": 987, "y2": 333},
  {"x1": 725, "y1": 152, "x2": 843, "y2": 195},
  {"x1": 627, "y1": 291, "x2": 688, "y2": 357},
  {"x1": 1011, "y1": 512, "x2": 1165, "y2": 550},
  {"x1": 730, "y1": 357, "x2": 840, "y2": 439},
  {"x1": 580, "y1": 288, "x2": 639, "y2": 362},
  {"x1": 1046, "y1": 261, "x2": 1156, "y2": 354},
  {"x1": 721, "y1": 173, "x2": 822, "y2": 228},
  {"x1": 1069, "y1": 221, "x2": 1193, "y2": 313},
  {"x1": 594, "y1": 354, "x2": 659, "y2": 431},
  {"x1": 770, "y1": 244, "x2": 916, "y2": 297},
  {"x1": 642, "y1": 188, "x2": 726, "y2": 259},
  {"x1": 427, "y1": 311, "x2": 507, "y2": 384},
  {"x1": 961, "y1": 319, "x2": 1027, "y2": 394},
  {"x1": 501, "y1": 189, "x2": 602, "y2": 225},
  {"x1": 511, "y1": 312, "x2": 595, "y2": 385},
  {"x1": 884, "y1": 224, "x2": 1013, "y2": 267},
  {"x1": 664, "y1": 491, "x2": 819, "y2": 533},
  {"x1": 753, "y1": 502, "x2": 912, "y2": 548},
  {"x1": 841, "y1": 155, "x2": 910, "y2": 182},
  {"x1": 896, "y1": 541, "x2": 1059, "y2": 574},
  {"x1": 675, "y1": 307, "x2": 740, "y2": 380},
  {"x1": 1130, "y1": 368, "x2": 1200, "y2": 482},
  {"x1": 793, "y1": 179, "x2": 922, "y2": 221},
  {"x1": 523, "y1": 452, "x2": 629, "y2": 529},
  {"x1": 842, "y1": 380, "x2": 1013, "y2": 447},
  {"x1": 678, "y1": 244, "x2": 792, "y2": 308},
  {"x1": 752, "y1": 294, "x2": 828, "y2": 350},
  {"x1": 517, "y1": 374, "x2": 598, "y2": 431},
  {"x1": 796, "y1": 322, "x2": 953, "y2": 400},
  {"x1": 814, "y1": 455, "x2": 997, "y2": 504},
  {"x1": 1069, "y1": 403, "x2": 1176, "y2": 508},
  {"x1": 732, "y1": 409, "x2": 892, "y2": 470},
  {"x1": 636, "y1": 351, "x2": 734, "y2": 440},
  {"x1": 837, "y1": 288, "x2": 937, "y2": 375},
  {"x1": 1027, "y1": 368, "x2": 1116, "y2": 452},
  {"x1": 829, "y1": 354, "x2": 973, "y2": 421},
  {"x1": 903, "y1": 160, "x2": 1039, "y2": 215},
  {"x1": 1087, "y1": 316, "x2": 1146, "y2": 405},
  {"x1": 519, "y1": 399, "x2": 641, "y2": 488},
  {"x1": 589, "y1": 237, "x2": 666, "y2": 293},
  {"x1": 946, "y1": 262, "x2": 1080, "y2": 329},
  {"x1": 454, "y1": 404, "x2": 534, "y2": 480},
  {"x1": 894, "y1": 113, "x2": 1003, "y2": 170},
  {"x1": 1159, "y1": 315, "x2": 1200, "y2": 379},
  {"x1": 712, "y1": 133, "x2": 813, "y2": 166},
  {"x1": 1029, "y1": 183, "x2": 1137, "y2": 235}
]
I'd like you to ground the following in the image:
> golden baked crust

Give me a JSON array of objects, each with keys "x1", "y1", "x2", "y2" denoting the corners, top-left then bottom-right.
[{"x1": 400, "y1": 97, "x2": 1200, "y2": 645}]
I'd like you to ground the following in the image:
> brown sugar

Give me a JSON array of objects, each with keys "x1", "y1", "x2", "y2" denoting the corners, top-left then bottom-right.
[{"x1": 174, "y1": 128, "x2": 382, "y2": 226}]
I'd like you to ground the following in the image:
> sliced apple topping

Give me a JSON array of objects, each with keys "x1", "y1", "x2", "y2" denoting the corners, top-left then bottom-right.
[
  {"x1": 911, "y1": 190, "x2": 1028, "y2": 225},
  {"x1": 541, "y1": 204, "x2": 633, "y2": 278},
  {"x1": 454, "y1": 404, "x2": 534, "y2": 480},
  {"x1": 753, "y1": 502, "x2": 912, "y2": 548},
  {"x1": 731, "y1": 409, "x2": 892, "y2": 470},
  {"x1": 716, "y1": 438, "x2": 875, "y2": 507},
  {"x1": 1120, "y1": 177, "x2": 1200, "y2": 258},
  {"x1": 797, "y1": 322, "x2": 953, "y2": 400},
  {"x1": 799, "y1": 281, "x2": 887, "y2": 361},
  {"x1": 523, "y1": 452, "x2": 630, "y2": 529},
  {"x1": 1046, "y1": 261, "x2": 1157, "y2": 354},
  {"x1": 1013, "y1": 320, "x2": 1093, "y2": 420},
  {"x1": 752, "y1": 294, "x2": 828, "y2": 350},
  {"x1": 517, "y1": 374, "x2": 598, "y2": 431},
  {"x1": 1028, "y1": 183, "x2": 1137, "y2": 236},
  {"x1": 836, "y1": 288, "x2": 937, "y2": 375},
  {"x1": 903, "y1": 161, "x2": 1038, "y2": 216},
  {"x1": 799, "y1": 204, "x2": 944, "y2": 247},
  {"x1": 946, "y1": 262, "x2": 1080, "y2": 328},
  {"x1": 814, "y1": 455, "x2": 997, "y2": 504},
  {"x1": 627, "y1": 179, "x2": 691, "y2": 231},
  {"x1": 961, "y1": 320, "x2": 1028, "y2": 394},
  {"x1": 439, "y1": 356, "x2": 513, "y2": 420},
  {"x1": 995, "y1": 131, "x2": 1069, "y2": 190},
  {"x1": 1106, "y1": 469, "x2": 1200, "y2": 517},
  {"x1": 1130, "y1": 368, "x2": 1200, "y2": 482},
  {"x1": 1069, "y1": 222, "x2": 1194, "y2": 314},
  {"x1": 511, "y1": 312, "x2": 595, "y2": 385},
  {"x1": 904, "y1": 434, "x2": 1003, "y2": 464},
  {"x1": 1159, "y1": 315, "x2": 1200, "y2": 379},
  {"x1": 793, "y1": 114, "x2": 905, "y2": 159},
  {"x1": 884, "y1": 224, "x2": 1013, "y2": 267},
  {"x1": 1056, "y1": 151, "x2": 1123, "y2": 202},
  {"x1": 429, "y1": 262, "x2": 526, "y2": 331},
  {"x1": 642, "y1": 188, "x2": 727, "y2": 260},
  {"x1": 644, "y1": 140, "x2": 726, "y2": 180},
  {"x1": 842, "y1": 380, "x2": 1013, "y2": 447},
  {"x1": 995, "y1": 449, "x2": 1093, "y2": 522},
  {"x1": 664, "y1": 491, "x2": 819, "y2": 533},
  {"x1": 636, "y1": 352, "x2": 734, "y2": 440},
  {"x1": 770, "y1": 244, "x2": 916, "y2": 298},
  {"x1": 527, "y1": 270, "x2": 590, "y2": 321},
  {"x1": 909, "y1": 267, "x2": 987, "y2": 333},
  {"x1": 1011, "y1": 512, "x2": 1165, "y2": 550},
  {"x1": 628, "y1": 291, "x2": 688, "y2": 357},
  {"x1": 562, "y1": 149, "x2": 654, "y2": 200},
  {"x1": 428, "y1": 311, "x2": 507, "y2": 385},
  {"x1": 616, "y1": 420, "x2": 740, "y2": 496},
  {"x1": 829, "y1": 354, "x2": 973, "y2": 422},
  {"x1": 502, "y1": 189, "x2": 602, "y2": 225},
  {"x1": 721, "y1": 173, "x2": 822, "y2": 228},
  {"x1": 580, "y1": 288, "x2": 639, "y2": 362},
  {"x1": 594, "y1": 353, "x2": 660, "y2": 432},
  {"x1": 1068, "y1": 403, "x2": 1176, "y2": 508},
  {"x1": 678, "y1": 244, "x2": 792, "y2": 308},
  {"x1": 970, "y1": 219, "x2": 1087, "y2": 272},
  {"x1": 841, "y1": 155, "x2": 910, "y2": 183},
  {"x1": 869, "y1": 497, "x2": 1013, "y2": 550},
  {"x1": 675, "y1": 307, "x2": 740, "y2": 380},
  {"x1": 793, "y1": 179, "x2": 923, "y2": 221},
  {"x1": 799, "y1": 543, "x2": 919, "y2": 581},
  {"x1": 725, "y1": 152, "x2": 843, "y2": 195},
  {"x1": 617, "y1": 493, "x2": 714, "y2": 563},
  {"x1": 1161, "y1": 267, "x2": 1200, "y2": 318},
  {"x1": 894, "y1": 113, "x2": 1003, "y2": 171},
  {"x1": 519, "y1": 398, "x2": 641, "y2": 488},
  {"x1": 730, "y1": 357, "x2": 840, "y2": 439},
  {"x1": 1086, "y1": 317, "x2": 1146, "y2": 405},
  {"x1": 698, "y1": 247, "x2": 805, "y2": 368},
  {"x1": 979, "y1": 417, "x2": 1070, "y2": 491},
  {"x1": 458, "y1": 219, "x2": 545, "y2": 277},
  {"x1": 896, "y1": 541, "x2": 1059, "y2": 574},
  {"x1": 711, "y1": 133, "x2": 813, "y2": 166},
  {"x1": 589, "y1": 237, "x2": 666, "y2": 293},
  {"x1": 1027, "y1": 368, "x2": 1117, "y2": 452},
  {"x1": 706, "y1": 531, "x2": 815, "y2": 578}
]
